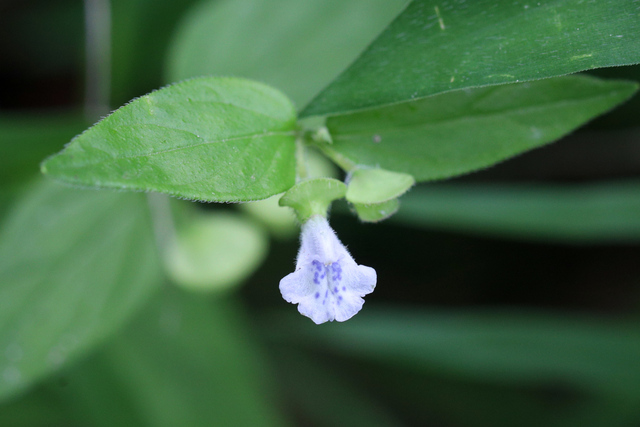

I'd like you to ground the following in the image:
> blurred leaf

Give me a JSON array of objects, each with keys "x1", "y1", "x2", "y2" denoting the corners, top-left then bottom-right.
[
  {"x1": 0, "y1": 179, "x2": 161, "y2": 401},
  {"x1": 111, "y1": 0, "x2": 202, "y2": 104},
  {"x1": 361, "y1": 360, "x2": 640, "y2": 427},
  {"x1": 272, "y1": 308, "x2": 640, "y2": 400},
  {"x1": 0, "y1": 387, "x2": 73, "y2": 427},
  {"x1": 42, "y1": 77, "x2": 297, "y2": 202},
  {"x1": 324, "y1": 75, "x2": 637, "y2": 181},
  {"x1": 393, "y1": 181, "x2": 640, "y2": 243},
  {"x1": 57, "y1": 288, "x2": 289, "y2": 427},
  {"x1": 0, "y1": 113, "x2": 87, "y2": 190},
  {"x1": 269, "y1": 348, "x2": 401, "y2": 427},
  {"x1": 588, "y1": 64, "x2": 640, "y2": 128},
  {"x1": 239, "y1": 195, "x2": 298, "y2": 239},
  {"x1": 166, "y1": 0, "x2": 406, "y2": 108},
  {"x1": 164, "y1": 210, "x2": 268, "y2": 292},
  {"x1": 302, "y1": 0, "x2": 640, "y2": 116}
]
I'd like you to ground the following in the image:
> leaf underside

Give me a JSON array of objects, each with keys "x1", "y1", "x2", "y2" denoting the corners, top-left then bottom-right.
[{"x1": 326, "y1": 75, "x2": 637, "y2": 181}]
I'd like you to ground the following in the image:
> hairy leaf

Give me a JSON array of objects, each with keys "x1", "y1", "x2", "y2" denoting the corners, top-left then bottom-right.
[{"x1": 42, "y1": 77, "x2": 297, "y2": 202}]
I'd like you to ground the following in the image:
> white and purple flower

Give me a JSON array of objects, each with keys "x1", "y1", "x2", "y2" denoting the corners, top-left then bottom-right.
[{"x1": 279, "y1": 215, "x2": 376, "y2": 324}]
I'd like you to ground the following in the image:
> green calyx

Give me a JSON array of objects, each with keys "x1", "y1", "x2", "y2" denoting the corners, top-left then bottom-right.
[
  {"x1": 346, "y1": 168, "x2": 415, "y2": 204},
  {"x1": 279, "y1": 178, "x2": 347, "y2": 222},
  {"x1": 345, "y1": 167, "x2": 414, "y2": 222},
  {"x1": 353, "y1": 199, "x2": 400, "y2": 223}
]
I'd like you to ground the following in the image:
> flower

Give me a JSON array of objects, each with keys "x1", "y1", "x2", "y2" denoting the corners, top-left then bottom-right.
[{"x1": 279, "y1": 215, "x2": 376, "y2": 324}]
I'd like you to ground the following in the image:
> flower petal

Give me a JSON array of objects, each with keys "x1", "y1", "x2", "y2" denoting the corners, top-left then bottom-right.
[{"x1": 279, "y1": 216, "x2": 376, "y2": 324}]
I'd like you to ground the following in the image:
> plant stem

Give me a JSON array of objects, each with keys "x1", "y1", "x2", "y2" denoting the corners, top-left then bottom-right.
[
  {"x1": 146, "y1": 193, "x2": 178, "y2": 255},
  {"x1": 84, "y1": 0, "x2": 111, "y2": 120},
  {"x1": 296, "y1": 137, "x2": 309, "y2": 181},
  {"x1": 315, "y1": 143, "x2": 357, "y2": 173}
]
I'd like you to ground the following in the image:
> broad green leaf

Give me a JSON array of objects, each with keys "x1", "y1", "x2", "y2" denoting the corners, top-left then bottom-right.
[
  {"x1": 166, "y1": 0, "x2": 406, "y2": 108},
  {"x1": 0, "y1": 113, "x2": 87, "y2": 190},
  {"x1": 56, "y1": 288, "x2": 289, "y2": 427},
  {"x1": 271, "y1": 308, "x2": 640, "y2": 400},
  {"x1": 42, "y1": 77, "x2": 297, "y2": 202},
  {"x1": 393, "y1": 181, "x2": 640, "y2": 243},
  {"x1": 324, "y1": 75, "x2": 637, "y2": 181},
  {"x1": 164, "y1": 210, "x2": 268, "y2": 292},
  {"x1": 302, "y1": 0, "x2": 640, "y2": 116},
  {"x1": 346, "y1": 168, "x2": 414, "y2": 204},
  {"x1": 279, "y1": 178, "x2": 347, "y2": 222},
  {"x1": 353, "y1": 199, "x2": 400, "y2": 223},
  {"x1": 0, "y1": 179, "x2": 161, "y2": 400}
]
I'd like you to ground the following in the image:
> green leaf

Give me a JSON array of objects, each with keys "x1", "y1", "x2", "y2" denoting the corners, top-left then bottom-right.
[
  {"x1": 0, "y1": 179, "x2": 161, "y2": 400},
  {"x1": 271, "y1": 308, "x2": 640, "y2": 400},
  {"x1": 166, "y1": 0, "x2": 406, "y2": 108},
  {"x1": 279, "y1": 178, "x2": 346, "y2": 222},
  {"x1": 0, "y1": 387, "x2": 73, "y2": 427},
  {"x1": 164, "y1": 210, "x2": 268, "y2": 292},
  {"x1": 57, "y1": 288, "x2": 289, "y2": 427},
  {"x1": 302, "y1": 0, "x2": 640, "y2": 116},
  {"x1": 393, "y1": 181, "x2": 640, "y2": 243},
  {"x1": 346, "y1": 168, "x2": 414, "y2": 204},
  {"x1": 353, "y1": 199, "x2": 400, "y2": 223},
  {"x1": 42, "y1": 77, "x2": 297, "y2": 202},
  {"x1": 324, "y1": 75, "x2": 637, "y2": 181}
]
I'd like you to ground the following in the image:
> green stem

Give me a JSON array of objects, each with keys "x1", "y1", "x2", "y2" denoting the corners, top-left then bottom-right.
[
  {"x1": 315, "y1": 143, "x2": 357, "y2": 173},
  {"x1": 84, "y1": 0, "x2": 111, "y2": 120},
  {"x1": 303, "y1": 125, "x2": 357, "y2": 173},
  {"x1": 146, "y1": 193, "x2": 178, "y2": 254},
  {"x1": 296, "y1": 137, "x2": 309, "y2": 180}
]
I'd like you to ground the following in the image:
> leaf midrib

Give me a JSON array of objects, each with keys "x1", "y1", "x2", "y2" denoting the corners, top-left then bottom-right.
[
  {"x1": 330, "y1": 87, "x2": 628, "y2": 138},
  {"x1": 71, "y1": 130, "x2": 296, "y2": 168}
]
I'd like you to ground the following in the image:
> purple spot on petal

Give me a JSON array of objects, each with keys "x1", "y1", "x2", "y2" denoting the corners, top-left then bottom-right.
[
  {"x1": 315, "y1": 292, "x2": 320, "y2": 299},
  {"x1": 338, "y1": 296, "x2": 343, "y2": 300},
  {"x1": 334, "y1": 287, "x2": 338, "y2": 293},
  {"x1": 342, "y1": 286, "x2": 346, "y2": 291}
]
